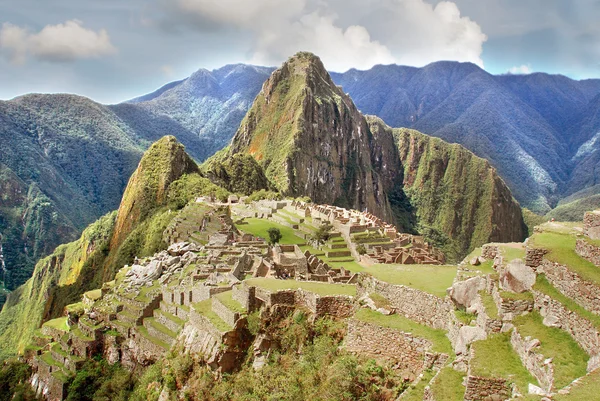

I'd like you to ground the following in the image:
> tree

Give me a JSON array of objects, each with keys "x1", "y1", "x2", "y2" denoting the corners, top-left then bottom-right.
[
  {"x1": 267, "y1": 227, "x2": 282, "y2": 245},
  {"x1": 312, "y1": 222, "x2": 333, "y2": 245}
]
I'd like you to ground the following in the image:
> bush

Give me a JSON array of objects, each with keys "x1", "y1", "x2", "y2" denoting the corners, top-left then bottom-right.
[
  {"x1": 312, "y1": 222, "x2": 333, "y2": 245},
  {"x1": 267, "y1": 227, "x2": 282, "y2": 245},
  {"x1": 356, "y1": 244, "x2": 367, "y2": 255}
]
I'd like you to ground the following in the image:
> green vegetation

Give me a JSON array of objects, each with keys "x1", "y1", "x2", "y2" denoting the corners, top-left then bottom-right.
[
  {"x1": 471, "y1": 333, "x2": 538, "y2": 391},
  {"x1": 267, "y1": 227, "x2": 283, "y2": 245},
  {"x1": 463, "y1": 247, "x2": 495, "y2": 274},
  {"x1": 215, "y1": 291, "x2": 246, "y2": 314},
  {"x1": 387, "y1": 123, "x2": 527, "y2": 262},
  {"x1": 522, "y1": 208, "x2": 548, "y2": 235},
  {"x1": 455, "y1": 310, "x2": 476, "y2": 325},
  {"x1": 355, "y1": 308, "x2": 452, "y2": 354},
  {"x1": 192, "y1": 300, "x2": 233, "y2": 332},
  {"x1": 66, "y1": 358, "x2": 134, "y2": 401},
  {"x1": 479, "y1": 291, "x2": 499, "y2": 319},
  {"x1": 500, "y1": 245, "x2": 525, "y2": 262},
  {"x1": 167, "y1": 173, "x2": 230, "y2": 208},
  {"x1": 534, "y1": 274, "x2": 600, "y2": 329},
  {"x1": 238, "y1": 218, "x2": 305, "y2": 245},
  {"x1": 513, "y1": 312, "x2": 588, "y2": 388},
  {"x1": 368, "y1": 293, "x2": 391, "y2": 309},
  {"x1": 43, "y1": 317, "x2": 69, "y2": 332},
  {"x1": 368, "y1": 264, "x2": 457, "y2": 297},
  {"x1": 246, "y1": 278, "x2": 356, "y2": 297},
  {"x1": 400, "y1": 369, "x2": 435, "y2": 401},
  {"x1": 203, "y1": 153, "x2": 272, "y2": 195},
  {"x1": 546, "y1": 193, "x2": 600, "y2": 222},
  {"x1": 430, "y1": 367, "x2": 465, "y2": 401},
  {"x1": 500, "y1": 290, "x2": 533, "y2": 301},
  {"x1": 531, "y1": 230, "x2": 600, "y2": 285},
  {"x1": 0, "y1": 359, "x2": 37, "y2": 401},
  {"x1": 554, "y1": 367, "x2": 600, "y2": 400}
]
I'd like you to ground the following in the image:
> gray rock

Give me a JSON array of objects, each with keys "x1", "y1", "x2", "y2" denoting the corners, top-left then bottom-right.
[
  {"x1": 448, "y1": 276, "x2": 485, "y2": 309},
  {"x1": 454, "y1": 326, "x2": 486, "y2": 355},
  {"x1": 500, "y1": 259, "x2": 536, "y2": 293}
]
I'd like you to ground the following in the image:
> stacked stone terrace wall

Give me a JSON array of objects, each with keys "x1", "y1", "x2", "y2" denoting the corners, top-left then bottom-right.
[
  {"x1": 482, "y1": 245, "x2": 499, "y2": 260},
  {"x1": 463, "y1": 376, "x2": 511, "y2": 401},
  {"x1": 575, "y1": 239, "x2": 600, "y2": 266},
  {"x1": 345, "y1": 319, "x2": 437, "y2": 375},
  {"x1": 211, "y1": 297, "x2": 240, "y2": 327},
  {"x1": 533, "y1": 290, "x2": 600, "y2": 371},
  {"x1": 358, "y1": 276, "x2": 453, "y2": 329},
  {"x1": 584, "y1": 211, "x2": 600, "y2": 240},
  {"x1": 538, "y1": 260, "x2": 600, "y2": 315},
  {"x1": 510, "y1": 328, "x2": 554, "y2": 392},
  {"x1": 525, "y1": 247, "x2": 548, "y2": 268}
]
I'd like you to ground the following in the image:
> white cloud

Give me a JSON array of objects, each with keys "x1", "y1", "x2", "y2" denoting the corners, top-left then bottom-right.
[
  {"x1": 166, "y1": 0, "x2": 487, "y2": 71},
  {"x1": 508, "y1": 64, "x2": 532, "y2": 74},
  {"x1": 0, "y1": 20, "x2": 116, "y2": 64}
]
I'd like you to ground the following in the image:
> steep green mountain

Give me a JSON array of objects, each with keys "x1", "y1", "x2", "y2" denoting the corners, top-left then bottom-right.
[
  {"x1": 0, "y1": 136, "x2": 227, "y2": 358},
  {"x1": 221, "y1": 52, "x2": 526, "y2": 259}
]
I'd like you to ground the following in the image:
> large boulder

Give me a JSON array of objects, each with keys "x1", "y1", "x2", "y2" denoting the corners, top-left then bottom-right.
[
  {"x1": 448, "y1": 276, "x2": 486, "y2": 309},
  {"x1": 454, "y1": 326, "x2": 487, "y2": 355},
  {"x1": 500, "y1": 259, "x2": 536, "y2": 293}
]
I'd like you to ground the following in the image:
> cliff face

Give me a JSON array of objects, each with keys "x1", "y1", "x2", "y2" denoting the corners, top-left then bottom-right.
[
  {"x1": 229, "y1": 52, "x2": 396, "y2": 221},
  {"x1": 227, "y1": 53, "x2": 527, "y2": 259},
  {"x1": 378, "y1": 121, "x2": 527, "y2": 259}
]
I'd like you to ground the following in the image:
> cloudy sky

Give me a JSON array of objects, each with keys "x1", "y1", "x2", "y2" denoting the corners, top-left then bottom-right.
[{"x1": 1, "y1": 0, "x2": 599, "y2": 104}]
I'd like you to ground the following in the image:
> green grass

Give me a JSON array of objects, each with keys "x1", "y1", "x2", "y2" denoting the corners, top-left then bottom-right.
[
  {"x1": 513, "y1": 312, "x2": 588, "y2": 388},
  {"x1": 215, "y1": 291, "x2": 247, "y2": 313},
  {"x1": 531, "y1": 231, "x2": 600, "y2": 285},
  {"x1": 137, "y1": 325, "x2": 170, "y2": 351},
  {"x1": 70, "y1": 327, "x2": 93, "y2": 341},
  {"x1": 354, "y1": 308, "x2": 452, "y2": 354},
  {"x1": 534, "y1": 274, "x2": 600, "y2": 329},
  {"x1": 65, "y1": 302, "x2": 85, "y2": 314},
  {"x1": 145, "y1": 318, "x2": 177, "y2": 338},
  {"x1": 368, "y1": 264, "x2": 457, "y2": 297},
  {"x1": 369, "y1": 293, "x2": 391, "y2": 309},
  {"x1": 245, "y1": 278, "x2": 356, "y2": 296},
  {"x1": 479, "y1": 291, "x2": 499, "y2": 319},
  {"x1": 40, "y1": 351, "x2": 66, "y2": 369},
  {"x1": 500, "y1": 245, "x2": 525, "y2": 262},
  {"x1": 400, "y1": 369, "x2": 436, "y2": 401},
  {"x1": 430, "y1": 367, "x2": 465, "y2": 401},
  {"x1": 156, "y1": 309, "x2": 185, "y2": 326},
  {"x1": 455, "y1": 310, "x2": 476, "y2": 325},
  {"x1": 462, "y1": 247, "x2": 496, "y2": 274},
  {"x1": 554, "y1": 368, "x2": 600, "y2": 400},
  {"x1": 238, "y1": 218, "x2": 305, "y2": 245},
  {"x1": 470, "y1": 333, "x2": 538, "y2": 391},
  {"x1": 500, "y1": 290, "x2": 534, "y2": 301},
  {"x1": 43, "y1": 317, "x2": 69, "y2": 332},
  {"x1": 192, "y1": 299, "x2": 233, "y2": 332},
  {"x1": 51, "y1": 342, "x2": 68, "y2": 357},
  {"x1": 84, "y1": 289, "x2": 102, "y2": 301}
]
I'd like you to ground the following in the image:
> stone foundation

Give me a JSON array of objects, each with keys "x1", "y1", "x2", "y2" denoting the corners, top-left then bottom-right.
[
  {"x1": 463, "y1": 376, "x2": 511, "y2": 401},
  {"x1": 510, "y1": 328, "x2": 554, "y2": 392},
  {"x1": 525, "y1": 247, "x2": 548, "y2": 268},
  {"x1": 357, "y1": 276, "x2": 453, "y2": 329}
]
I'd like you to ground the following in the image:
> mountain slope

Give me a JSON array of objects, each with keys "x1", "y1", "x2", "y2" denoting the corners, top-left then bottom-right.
[
  {"x1": 0, "y1": 136, "x2": 226, "y2": 358},
  {"x1": 222, "y1": 52, "x2": 526, "y2": 259}
]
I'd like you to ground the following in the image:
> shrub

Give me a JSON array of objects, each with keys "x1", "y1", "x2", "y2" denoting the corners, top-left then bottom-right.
[{"x1": 267, "y1": 227, "x2": 282, "y2": 245}]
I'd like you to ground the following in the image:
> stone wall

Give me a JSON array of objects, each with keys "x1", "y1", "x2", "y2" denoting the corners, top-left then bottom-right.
[
  {"x1": 510, "y1": 328, "x2": 554, "y2": 392},
  {"x1": 584, "y1": 211, "x2": 600, "y2": 240},
  {"x1": 525, "y1": 247, "x2": 547, "y2": 268},
  {"x1": 538, "y1": 260, "x2": 600, "y2": 315},
  {"x1": 533, "y1": 290, "x2": 600, "y2": 371},
  {"x1": 463, "y1": 376, "x2": 511, "y2": 401},
  {"x1": 358, "y1": 276, "x2": 453, "y2": 329},
  {"x1": 314, "y1": 295, "x2": 356, "y2": 318},
  {"x1": 482, "y1": 245, "x2": 499, "y2": 260},
  {"x1": 212, "y1": 297, "x2": 240, "y2": 327},
  {"x1": 575, "y1": 239, "x2": 600, "y2": 266},
  {"x1": 345, "y1": 319, "x2": 438, "y2": 376}
]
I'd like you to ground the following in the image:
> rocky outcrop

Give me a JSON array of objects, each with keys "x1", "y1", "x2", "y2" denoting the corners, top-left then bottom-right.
[{"x1": 499, "y1": 259, "x2": 536, "y2": 293}]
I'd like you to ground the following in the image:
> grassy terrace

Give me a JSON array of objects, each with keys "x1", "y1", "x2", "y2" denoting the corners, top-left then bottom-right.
[
  {"x1": 156, "y1": 309, "x2": 185, "y2": 326},
  {"x1": 500, "y1": 244, "x2": 526, "y2": 262},
  {"x1": 430, "y1": 367, "x2": 465, "y2": 401},
  {"x1": 534, "y1": 274, "x2": 600, "y2": 329},
  {"x1": 513, "y1": 312, "x2": 588, "y2": 388},
  {"x1": 401, "y1": 369, "x2": 435, "y2": 401},
  {"x1": 192, "y1": 299, "x2": 232, "y2": 332},
  {"x1": 237, "y1": 218, "x2": 305, "y2": 244},
  {"x1": 215, "y1": 291, "x2": 247, "y2": 313},
  {"x1": 368, "y1": 264, "x2": 457, "y2": 297},
  {"x1": 84, "y1": 289, "x2": 102, "y2": 301},
  {"x1": 354, "y1": 308, "x2": 452, "y2": 354},
  {"x1": 43, "y1": 317, "x2": 70, "y2": 332},
  {"x1": 463, "y1": 247, "x2": 495, "y2": 275},
  {"x1": 245, "y1": 278, "x2": 356, "y2": 297},
  {"x1": 145, "y1": 317, "x2": 177, "y2": 339},
  {"x1": 479, "y1": 291, "x2": 499, "y2": 319},
  {"x1": 471, "y1": 333, "x2": 538, "y2": 391},
  {"x1": 137, "y1": 326, "x2": 169, "y2": 350},
  {"x1": 40, "y1": 351, "x2": 66, "y2": 369},
  {"x1": 554, "y1": 367, "x2": 600, "y2": 400},
  {"x1": 530, "y1": 228, "x2": 600, "y2": 285}
]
